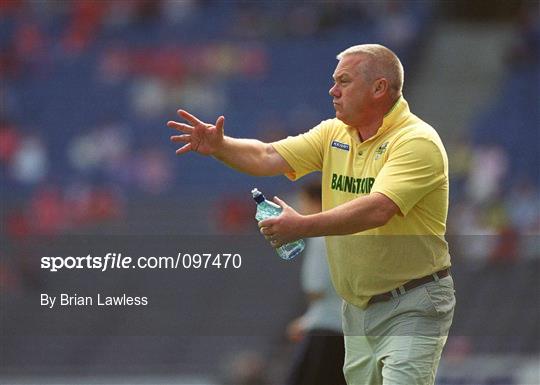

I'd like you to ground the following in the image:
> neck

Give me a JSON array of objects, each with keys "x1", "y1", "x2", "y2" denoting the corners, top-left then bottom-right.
[
  {"x1": 354, "y1": 96, "x2": 400, "y2": 141},
  {"x1": 355, "y1": 115, "x2": 384, "y2": 142}
]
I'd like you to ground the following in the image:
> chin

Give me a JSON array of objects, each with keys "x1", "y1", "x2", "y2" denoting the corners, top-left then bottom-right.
[{"x1": 335, "y1": 112, "x2": 348, "y2": 124}]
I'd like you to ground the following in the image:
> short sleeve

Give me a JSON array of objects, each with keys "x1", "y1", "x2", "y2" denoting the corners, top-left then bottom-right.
[
  {"x1": 371, "y1": 138, "x2": 447, "y2": 216},
  {"x1": 271, "y1": 121, "x2": 328, "y2": 180}
]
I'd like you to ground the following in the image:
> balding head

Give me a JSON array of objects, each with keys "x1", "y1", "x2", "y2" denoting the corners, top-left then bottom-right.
[{"x1": 337, "y1": 44, "x2": 404, "y2": 99}]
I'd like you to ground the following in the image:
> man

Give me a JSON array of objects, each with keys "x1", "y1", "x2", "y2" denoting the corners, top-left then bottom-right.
[{"x1": 168, "y1": 44, "x2": 455, "y2": 385}]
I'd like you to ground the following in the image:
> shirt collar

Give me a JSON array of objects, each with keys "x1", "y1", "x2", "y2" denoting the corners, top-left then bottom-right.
[{"x1": 345, "y1": 96, "x2": 409, "y2": 144}]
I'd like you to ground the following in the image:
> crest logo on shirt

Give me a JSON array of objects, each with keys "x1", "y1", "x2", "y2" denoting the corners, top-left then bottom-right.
[
  {"x1": 331, "y1": 140, "x2": 350, "y2": 151},
  {"x1": 374, "y1": 142, "x2": 389, "y2": 160}
]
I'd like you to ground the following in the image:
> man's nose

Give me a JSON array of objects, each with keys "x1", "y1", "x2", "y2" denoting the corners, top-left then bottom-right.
[{"x1": 329, "y1": 84, "x2": 339, "y2": 97}]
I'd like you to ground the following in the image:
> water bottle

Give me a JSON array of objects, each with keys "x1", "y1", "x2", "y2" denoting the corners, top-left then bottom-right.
[{"x1": 251, "y1": 188, "x2": 305, "y2": 260}]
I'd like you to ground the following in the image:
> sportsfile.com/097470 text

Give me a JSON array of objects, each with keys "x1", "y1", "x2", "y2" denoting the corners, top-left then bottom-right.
[{"x1": 40, "y1": 252, "x2": 243, "y2": 272}]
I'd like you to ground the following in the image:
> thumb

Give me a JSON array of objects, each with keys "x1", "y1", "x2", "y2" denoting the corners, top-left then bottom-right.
[
  {"x1": 215, "y1": 115, "x2": 225, "y2": 135},
  {"x1": 273, "y1": 196, "x2": 289, "y2": 209}
]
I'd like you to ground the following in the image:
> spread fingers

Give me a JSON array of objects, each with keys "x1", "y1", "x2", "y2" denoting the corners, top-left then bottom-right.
[
  {"x1": 167, "y1": 121, "x2": 193, "y2": 133},
  {"x1": 170, "y1": 134, "x2": 190, "y2": 143}
]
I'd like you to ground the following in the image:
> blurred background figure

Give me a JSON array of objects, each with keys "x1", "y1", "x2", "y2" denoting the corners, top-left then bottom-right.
[
  {"x1": 285, "y1": 181, "x2": 346, "y2": 385},
  {"x1": 220, "y1": 349, "x2": 268, "y2": 385}
]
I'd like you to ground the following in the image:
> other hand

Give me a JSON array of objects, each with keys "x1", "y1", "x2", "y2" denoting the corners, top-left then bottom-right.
[
  {"x1": 168, "y1": 110, "x2": 225, "y2": 156},
  {"x1": 258, "y1": 196, "x2": 305, "y2": 248}
]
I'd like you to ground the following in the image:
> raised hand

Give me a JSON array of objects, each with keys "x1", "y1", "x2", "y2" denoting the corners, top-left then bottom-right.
[{"x1": 168, "y1": 110, "x2": 225, "y2": 156}]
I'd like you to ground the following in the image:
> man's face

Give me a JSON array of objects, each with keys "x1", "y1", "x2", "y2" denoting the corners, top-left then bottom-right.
[{"x1": 329, "y1": 54, "x2": 372, "y2": 127}]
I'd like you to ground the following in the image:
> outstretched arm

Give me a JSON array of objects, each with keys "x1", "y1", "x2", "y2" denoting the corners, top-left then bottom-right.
[{"x1": 168, "y1": 109, "x2": 292, "y2": 176}]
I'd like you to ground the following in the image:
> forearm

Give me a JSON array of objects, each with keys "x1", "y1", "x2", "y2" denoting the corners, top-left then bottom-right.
[
  {"x1": 302, "y1": 193, "x2": 397, "y2": 237},
  {"x1": 213, "y1": 136, "x2": 286, "y2": 176}
]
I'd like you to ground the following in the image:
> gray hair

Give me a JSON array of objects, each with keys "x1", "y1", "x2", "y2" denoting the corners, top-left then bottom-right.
[{"x1": 337, "y1": 44, "x2": 404, "y2": 96}]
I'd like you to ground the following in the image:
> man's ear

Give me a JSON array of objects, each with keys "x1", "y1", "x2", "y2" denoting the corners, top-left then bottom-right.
[{"x1": 373, "y1": 78, "x2": 388, "y2": 98}]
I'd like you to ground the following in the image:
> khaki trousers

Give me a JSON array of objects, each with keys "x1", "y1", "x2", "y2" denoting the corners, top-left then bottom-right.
[{"x1": 342, "y1": 275, "x2": 455, "y2": 385}]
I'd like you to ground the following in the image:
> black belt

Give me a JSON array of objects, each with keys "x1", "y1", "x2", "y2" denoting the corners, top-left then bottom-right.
[{"x1": 368, "y1": 268, "x2": 450, "y2": 306}]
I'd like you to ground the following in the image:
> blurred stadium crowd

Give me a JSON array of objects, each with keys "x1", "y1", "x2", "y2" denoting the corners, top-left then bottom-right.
[
  {"x1": 0, "y1": 0, "x2": 436, "y2": 237},
  {"x1": 1, "y1": 0, "x2": 539, "y2": 384}
]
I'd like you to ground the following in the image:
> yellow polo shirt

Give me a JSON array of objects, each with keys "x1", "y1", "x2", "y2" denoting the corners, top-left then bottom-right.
[{"x1": 272, "y1": 97, "x2": 451, "y2": 309}]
